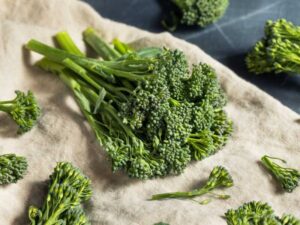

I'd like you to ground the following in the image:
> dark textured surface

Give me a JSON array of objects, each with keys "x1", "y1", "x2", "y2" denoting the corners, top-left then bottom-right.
[{"x1": 84, "y1": 0, "x2": 300, "y2": 113}]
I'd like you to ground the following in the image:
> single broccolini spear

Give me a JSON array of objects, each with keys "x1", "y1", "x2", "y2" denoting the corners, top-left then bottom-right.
[
  {"x1": 0, "y1": 154, "x2": 28, "y2": 185},
  {"x1": 246, "y1": 19, "x2": 300, "y2": 75},
  {"x1": 261, "y1": 155, "x2": 300, "y2": 193},
  {"x1": 154, "y1": 223, "x2": 169, "y2": 225},
  {"x1": 28, "y1": 162, "x2": 92, "y2": 225},
  {"x1": 0, "y1": 90, "x2": 41, "y2": 133},
  {"x1": 151, "y1": 166, "x2": 233, "y2": 202},
  {"x1": 162, "y1": 0, "x2": 229, "y2": 31}
]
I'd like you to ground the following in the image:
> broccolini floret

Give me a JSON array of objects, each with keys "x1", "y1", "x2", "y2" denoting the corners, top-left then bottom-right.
[
  {"x1": 0, "y1": 153, "x2": 28, "y2": 185},
  {"x1": 261, "y1": 155, "x2": 300, "y2": 193},
  {"x1": 246, "y1": 19, "x2": 300, "y2": 75},
  {"x1": 63, "y1": 206, "x2": 91, "y2": 225},
  {"x1": 163, "y1": 0, "x2": 229, "y2": 31},
  {"x1": 151, "y1": 166, "x2": 233, "y2": 203},
  {"x1": 0, "y1": 90, "x2": 41, "y2": 133},
  {"x1": 225, "y1": 201, "x2": 300, "y2": 225},
  {"x1": 26, "y1": 29, "x2": 232, "y2": 179},
  {"x1": 28, "y1": 162, "x2": 92, "y2": 225}
]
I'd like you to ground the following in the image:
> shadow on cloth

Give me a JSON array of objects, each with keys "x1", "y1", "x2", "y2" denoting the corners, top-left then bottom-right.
[
  {"x1": 12, "y1": 180, "x2": 48, "y2": 224},
  {"x1": 0, "y1": 114, "x2": 18, "y2": 138}
]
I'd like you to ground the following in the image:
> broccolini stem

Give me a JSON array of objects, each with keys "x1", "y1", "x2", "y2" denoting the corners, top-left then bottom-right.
[
  {"x1": 35, "y1": 58, "x2": 65, "y2": 74},
  {"x1": 27, "y1": 40, "x2": 152, "y2": 82},
  {"x1": 62, "y1": 58, "x2": 100, "y2": 90},
  {"x1": 112, "y1": 38, "x2": 132, "y2": 55},
  {"x1": 55, "y1": 31, "x2": 85, "y2": 56},
  {"x1": 151, "y1": 188, "x2": 208, "y2": 200},
  {"x1": 26, "y1": 39, "x2": 115, "y2": 82},
  {"x1": 99, "y1": 64, "x2": 153, "y2": 81},
  {"x1": 0, "y1": 102, "x2": 14, "y2": 112},
  {"x1": 83, "y1": 27, "x2": 121, "y2": 60}
]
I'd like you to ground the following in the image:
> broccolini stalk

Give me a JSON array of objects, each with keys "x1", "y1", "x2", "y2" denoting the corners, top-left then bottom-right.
[
  {"x1": 261, "y1": 155, "x2": 300, "y2": 193},
  {"x1": 151, "y1": 166, "x2": 233, "y2": 202},
  {"x1": 0, "y1": 154, "x2": 28, "y2": 185},
  {"x1": 247, "y1": 19, "x2": 300, "y2": 75},
  {"x1": 112, "y1": 38, "x2": 133, "y2": 55},
  {"x1": 83, "y1": 27, "x2": 121, "y2": 60},
  {"x1": 225, "y1": 201, "x2": 300, "y2": 225},
  {"x1": 28, "y1": 162, "x2": 92, "y2": 225},
  {"x1": 0, "y1": 90, "x2": 41, "y2": 133},
  {"x1": 55, "y1": 31, "x2": 85, "y2": 56}
]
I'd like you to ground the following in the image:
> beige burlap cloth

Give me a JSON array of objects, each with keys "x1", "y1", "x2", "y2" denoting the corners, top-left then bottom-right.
[{"x1": 0, "y1": 0, "x2": 300, "y2": 224}]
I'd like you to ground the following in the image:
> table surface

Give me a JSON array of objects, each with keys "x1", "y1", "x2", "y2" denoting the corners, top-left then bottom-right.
[{"x1": 84, "y1": 0, "x2": 300, "y2": 113}]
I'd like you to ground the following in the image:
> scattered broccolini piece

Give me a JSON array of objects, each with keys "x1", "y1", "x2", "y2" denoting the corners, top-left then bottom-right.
[
  {"x1": 28, "y1": 162, "x2": 92, "y2": 225},
  {"x1": 0, "y1": 90, "x2": 41, "y2": 133},
  {"x1": 225, "y1": 201, "x2": 300, "y2": 225},
  {"x1": 151, "y1": 166, "x2": 233, "y2": 203},
  {"x1": 26, "y1": 28, "x2": 232, "y2": 179},
  {"x1": 0, "y1": 154, "x2": 28, "y2": 185},
  {"x1": 246, "y1": 19, "x2": 300, "y2": 75},
  {"x1": 163, "y1": 0, "x2": 229, "y2": 31},
  {"x1": 261, "y1": 155, "x2": 300, "y2": 193},
  {"x1": 154, "y1": 223, "x2": 169, "y2": 225}
]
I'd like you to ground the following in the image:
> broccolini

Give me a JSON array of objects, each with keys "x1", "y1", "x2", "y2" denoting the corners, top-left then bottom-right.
[
  {"x1": 261, "y1": 155, "x2": 300, "y2": 193},
  {"x1": 163, "y1": 0, "x2": 229, "y2": 31},
  {"x1": 28, "y1": 162, "x2": 92, "y2": 225},
  {"x1": 26, "y1": 29, "x2": 232, "y2": 179},
  {"x1": 246, "y1": 19, "x2": 300, "y2": 75},
  {"x1": 0, "y1": 90, "x2": 41, "y2": 133},
  {"x1": 151, "y1": 166, "x2": 233, "y2": 203},
  {"x1": 225, "y1": 201, "x2": 300, "y2": 225},
  {"x1": 0, "y1": 153, "x2": 28, "y2": 185}
]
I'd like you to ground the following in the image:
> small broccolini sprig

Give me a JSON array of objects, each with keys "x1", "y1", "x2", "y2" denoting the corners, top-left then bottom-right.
[
  {"x1": 246, "y1": 19, "x2": 300, "y2": 75},
  {"x1": 261, "y1": 155, "x2": 300, "y2": 193},
  {"x1": 150, "y1": 166, "x2": 233, "y2": 203},
  {"x1": 28, "y1": 162, "x2": 92, "y2": 225},
  {"x1": 154, "y1": 223, "x2": 169, "y2": 225},
  {"x1": 0, "y1": 90, "x2": 41, "y2": 133},
  {"x1": 162, "y1": 0, "x2": 229, "y2": 31},
  {"x1": 225, "y1": 201, "x2": 300, "y2": 225},
  {"x1": 0, "y1": 154, "x2": 28, "y2": 185}
]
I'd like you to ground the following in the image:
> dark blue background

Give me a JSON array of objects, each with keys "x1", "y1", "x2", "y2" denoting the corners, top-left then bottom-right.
[{"x1": 84, "y1": 0, "x2": 300, "y2": 113}]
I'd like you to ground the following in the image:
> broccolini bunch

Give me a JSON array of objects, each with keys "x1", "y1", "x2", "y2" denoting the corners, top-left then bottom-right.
[
  {"x1": 0, "y1": 153, "x2": 28, "y2": 185},
  {"x1": 163, "y1": 0, "x2": 229, "y2": 31},
  {"x1": 246, "y1": 19, "x2": 300, "y2": 75},
  {"x1": 225, "y1": 201, "x2": 300, "y2": 225},
  {"x1": 151, "y1": 166, "x2": 233, "y2": 203},
  {"x1": 26, "y1": 28, "x2": 232, "y2": 179},
  {"x1": 261, "y1": 155, "x2": 300, "y2": 193},
  {"x1": 28, "y1": 162, "x2": 92, "y2": 225},
  {"x1": 0, "y1": 90, "x2": 41, "y2": 133}
]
